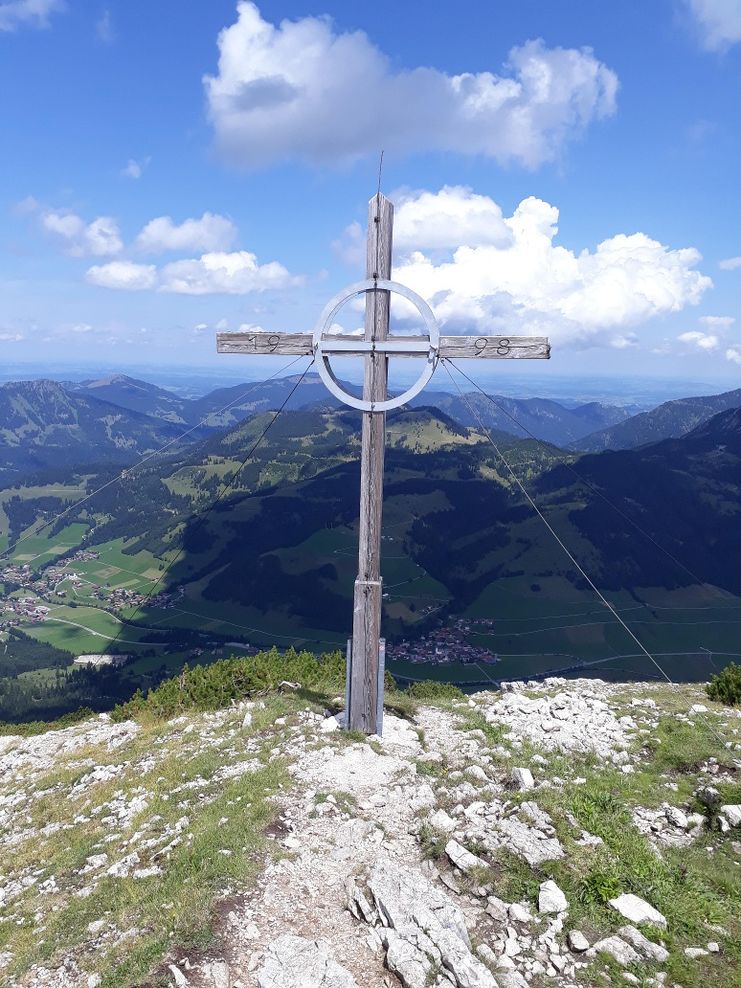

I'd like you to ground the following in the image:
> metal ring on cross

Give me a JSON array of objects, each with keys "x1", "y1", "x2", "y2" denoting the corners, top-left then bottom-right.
[{"x1": 312, "y1": 278, "x2": 440, "y2": 412}]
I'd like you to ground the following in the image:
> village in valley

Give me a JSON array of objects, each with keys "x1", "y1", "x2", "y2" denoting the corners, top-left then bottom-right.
[
  {"x1": 387, "y1": 618, "x2": 500, "y2": 667},
  {"x1": 0, "y1": 543, "x2": 502, "y2": 673},
  {"x1": 0, "y1": 549, "x2": 184, "y2": 628}
]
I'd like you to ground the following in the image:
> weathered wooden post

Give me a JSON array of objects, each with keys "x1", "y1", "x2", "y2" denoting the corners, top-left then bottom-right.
[
  {"x1": 350, "y1": 193, "x2": 393, "y2": 733},
  {"x1": 216, "y1": 187, "x2": 550, "y2": 735}
]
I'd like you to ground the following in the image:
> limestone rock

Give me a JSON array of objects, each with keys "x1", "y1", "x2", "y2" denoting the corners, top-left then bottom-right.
[
  {"x1": 684, "y1": 946, "x2": 709, "y2": 959},
  {"x1": 202, "y1": 961, "x2": 231, "y2": 988},
  {"x1": 435, "y1": 927, "x2": 498, "y2": 988},
  {"x1": 429, "y1": 809, "x2": 457, "y2": 834},
  {"x1": 618, "y1": 925, "x2": 669, "y2": 963},
  {"x1": 538, "y1": 880, "x2": 568, "y2": 914},
  {"x1": 319, "y1": 715, "x2": 342, "y2": 734},
  {"x1": 510, "y1": 768, "x2": 534, "y2": 791},
  {"x1": 508, "y1": 903, "x2": 532, "y2": 924},
  {"x1": 363, "y1": 861, "x2": 470, "y2": 947},
  {"x1": 382, "y1": 927, "x2": 436, "y2": 988},
  {"x1": 495, "y1": 814, "x2": 564, "y2": 867},
  {"x1": 494, "y1": 972, "x2": 528, "y2": 988},
  {"x1": 350, "y1": 862, "x2": 498, "y2": 988},
  {"x1": 589, "y1": 936, "x2": 641, "y2": 967},
  {"x1": 567, "y1": 930, "x2": 590, "y2": 952},
  {"x1": 665, "y1": 806, "x2": 689, "y2": 829},
  {"x1": 485, "y1": 896, "x2": 509, "y2": 924},
  {"x1": 608, "y1": 893, "x2": 667, "y2": 929},
  {"x1": 445, "y1": 839, "x2": 486, "y2": 874},
  {"x1": 168, "y1": 965, "x2": 190, "y2": 988},
  {"x1": 257, "y1": 934, "x2": 357, "y2": 988},
  {"x1": 721, "y1": 804, "x2": 741, "y2": 827}
]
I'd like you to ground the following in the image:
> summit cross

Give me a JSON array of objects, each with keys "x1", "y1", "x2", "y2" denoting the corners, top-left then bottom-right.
[{"x1": 217, "y1": 191, "x2": 550, "y2": 734}]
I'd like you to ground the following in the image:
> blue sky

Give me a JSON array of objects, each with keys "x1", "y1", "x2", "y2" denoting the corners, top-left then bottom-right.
[{"x1": 1, "y1": 0, "x2": 741, "y2": 389}]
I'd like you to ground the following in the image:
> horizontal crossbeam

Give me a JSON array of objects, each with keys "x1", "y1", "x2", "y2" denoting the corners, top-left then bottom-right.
[{"x1": 217, "y1": 331, "x2": 550, "y2": 359}]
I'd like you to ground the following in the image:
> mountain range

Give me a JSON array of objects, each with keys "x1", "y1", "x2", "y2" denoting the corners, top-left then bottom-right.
[
  {"x1": 575, "y1": 386, "x2": 741, "y2": 451},
  {"x1": 0, "y1": 380, "x2": 182, "y2": 481},
  {"x1": 2, "y1": 369, "x2": 741, "y2": 722}
]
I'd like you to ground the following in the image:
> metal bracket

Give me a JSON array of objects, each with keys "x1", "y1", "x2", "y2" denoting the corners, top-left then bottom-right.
[{"x1": 312, "y1": 278, "x2": 440, "y2": 413}]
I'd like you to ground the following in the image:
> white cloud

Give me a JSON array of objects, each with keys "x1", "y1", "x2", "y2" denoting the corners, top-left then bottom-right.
[
  {"x1": 135, "y1": 213, "x2": 238, "y2": 254},
  {"x1": 686, "y1": 0, "x2": 741, "y2": 51},
  {"x1": 86, "y1": 250, "x2": 298, "y2": 295},
  {"x1": 385, "y1": 188, "x2": 711, "y2": 347},
  {"x1": 610, "y1": 334, "x2": 638, "y2": 349},
  {"x1": 40, "y1": 208, "x2": 122, "y2": 256},
  {"x1": 0, "y1": 330, "x2": 24, "y2": 342},
  {"x1": 96, "y1": 8, "x2": 114, "y2": 44},
  {"x1": 0, "y1": 0, "x2": 64, "y2": 32},
  {"x1": 69, "y1": 322, "x2": 93, "y2": 334},
  {"x1": 726, "y1": 345, "x2": 741, "y2": 364},
  {"x1": 678, "y1": 330, "x2": 720, "y2": 350},
  {"x1": 86, "y1": 261, "x2": 157, "y2": 291},
  {"x1": 719, "y1": 256, "x2": 741, "y2": 270},
  {"x1": 204, "y1": 2, "x2": 618, "y2": 168},
  {"x1": 395, "y1": 186, "x2": 511, "y2": 251},
  {"x1": 159, "y1": 250, "x2": 298, "y2": 295},
  {"x1": 699, "y1": 315, "x2": 735, "y2": 328},
  {"x1": 121, "y1": 157, "x2": 149, "y2": 179}
]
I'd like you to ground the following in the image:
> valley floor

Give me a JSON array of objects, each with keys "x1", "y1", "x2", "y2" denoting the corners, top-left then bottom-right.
[{"x1": 0, "y1": 680, "x2": 739, "y2": 988}]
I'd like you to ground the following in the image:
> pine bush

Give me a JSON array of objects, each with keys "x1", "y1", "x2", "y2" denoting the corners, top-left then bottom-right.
[{"x1": 706, "y1": 662, "x2": 741, "y2": 706}]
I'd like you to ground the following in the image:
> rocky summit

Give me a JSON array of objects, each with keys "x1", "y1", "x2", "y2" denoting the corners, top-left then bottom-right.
[{"x1": 0, "y1": 678, "x2": 739, "y2": 988}]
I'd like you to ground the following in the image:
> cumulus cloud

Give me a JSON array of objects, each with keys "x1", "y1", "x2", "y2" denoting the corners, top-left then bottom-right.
[
  {"x1": 393, "y1": 185, "x2": 513, "y2": 252},
  {"x1": 334, "y1": 183, "x2": 550, "y2": 263},
  {"x1": 686, "y1": 0, "x2": 741, "y2": 51},
  {"x1": 159, "y1": 251, "x2": 297, "y2": 294},
  {"x1": 719, "y1": 256, "x2": 741, "y2": 270},
  {"x1": 86, "y1": 261, "x2": 157, "y2": 291},
  {"x1": 726, "y1": 345, "x2": 741, "y2": 364},
  {"x1": 86, "y1": 250, "x2": 298, "y2": 295},
  {"x1": 384, "y1": 188, "x2": 711, "y2": 347},
  {"x1": 204, "y1": 2, "x2": 618, "y2": 168},
  {"x1": 677, "y1": 330, "x2": 720, "y2": 350},
  {"x1": 0, "y1": 330, "x2": 24, "y2": 342},
  {"x1": 40, "y1": 208, "x2": 122, "y2": 257},
  {"x1": 0, "y1": 0, "x2": 63, "y2": 32},
  {"x1": 135, "y1": 212, "x2": 237, "y2": 254}
]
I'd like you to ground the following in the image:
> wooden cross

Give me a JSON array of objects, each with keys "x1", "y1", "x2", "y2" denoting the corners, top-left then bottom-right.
[{"x1": 217, "y1": 192, "x2": 550, "y2": 734}]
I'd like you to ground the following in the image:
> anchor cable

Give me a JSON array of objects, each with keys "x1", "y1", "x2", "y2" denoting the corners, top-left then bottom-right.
[
  {"x1": 446, "y1": 360, "x2": 728, "y2": 599},
  {"x1": 94, "y1": 358, "x2": 317, "y2": 650},
  {"x1": 441, "y1": 358, "x2": 729, "y2": 743}
]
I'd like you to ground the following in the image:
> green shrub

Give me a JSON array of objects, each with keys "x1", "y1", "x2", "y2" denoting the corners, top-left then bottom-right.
[
  {"x1": 706, "y1": 663, "x2": 741, "y2": 707},
  {"x1": 111, "y1": 647, "x2": 344, "y2": 721},
  {"x1": 576, "y1": 865, "x2": 621, "y2": 906},
  {"x1": 0, "y1": 707, "x2": 94, "y2": 737},
  {"x1": 406, "y1": 680, "x2": 465, "y2": 701}
]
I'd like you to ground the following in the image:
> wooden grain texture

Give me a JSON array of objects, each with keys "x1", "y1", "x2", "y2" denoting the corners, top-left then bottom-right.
[
  {"x1": 438, "y1": 336, "x2": 550, "y2": 359},
  {"x1": 217, "y1": 331, "x2": 549, "y2": 360},
  {"x1": 349, "y1": 192, "x2": 393, "y2": 734},
  {"x1": 216, "y1": 332, "x2": 313, "y2": 356}
]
